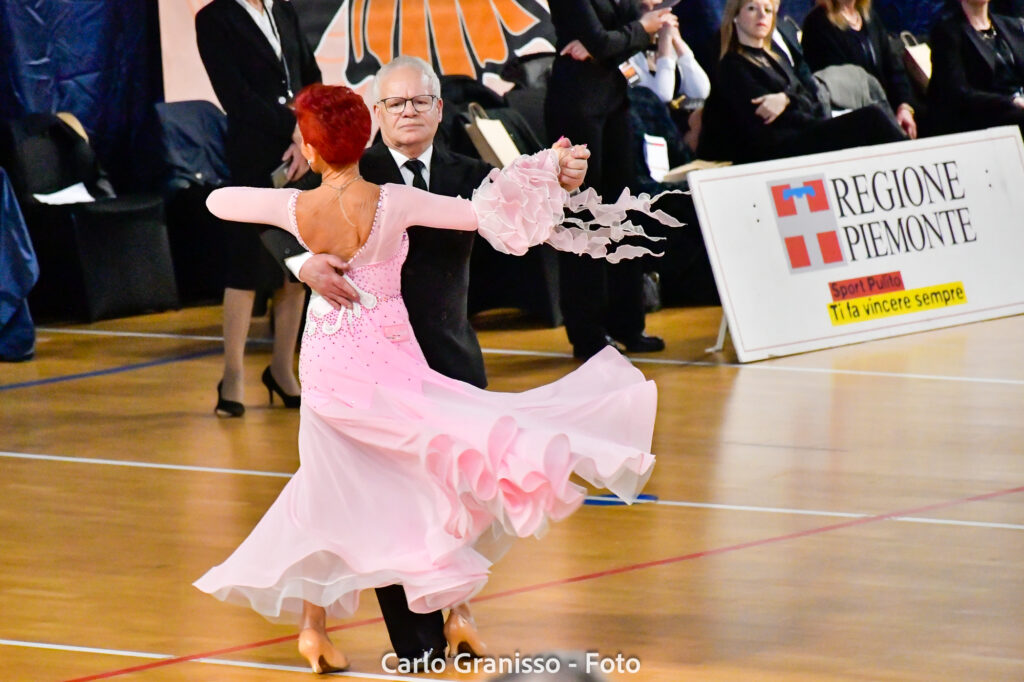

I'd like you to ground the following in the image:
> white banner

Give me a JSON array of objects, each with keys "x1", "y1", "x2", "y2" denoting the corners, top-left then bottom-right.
[{"x1": 688, "y1": 126, "x2": 1024, "y2": 362}]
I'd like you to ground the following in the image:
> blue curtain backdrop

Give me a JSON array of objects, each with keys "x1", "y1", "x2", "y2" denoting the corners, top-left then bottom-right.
[
  {"x1": 0, "y1": 0, "x2": 163, "y2": 192},
  {"x1": 0, "y1": 0, "x2": 967, "y2": 189}
]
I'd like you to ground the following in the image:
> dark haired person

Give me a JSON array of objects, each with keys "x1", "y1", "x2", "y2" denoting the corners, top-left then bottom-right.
[
  {"x1": 194, "y1": 84, "x2": 662, "y2": 674},
  {"x1": 545, "y1": 0, "x2": 676, "y2": 360}
]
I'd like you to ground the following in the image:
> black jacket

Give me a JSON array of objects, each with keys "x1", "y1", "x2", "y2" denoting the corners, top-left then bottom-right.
[
  {"x1": 801, "y1": 6, "x2": 912, "y2": 110},
  {"x1": 195, "y1": 0, "x2": 321, "y2": 186},
  {"x1": 546, "y1": 0, "x2": 651, "y2": 110},
  {"x1": 775, "y1": 15, "x2": 823, "y2": 101},
  {"x1": 928, "y1": 10, "x2": 1024, "y2": 133},
  {"x1": 360, "y1": 143, "x2": 492, "y2": 389},
  {"x1": 716, "y1": 46, "x2": 827, "y2": 162}
]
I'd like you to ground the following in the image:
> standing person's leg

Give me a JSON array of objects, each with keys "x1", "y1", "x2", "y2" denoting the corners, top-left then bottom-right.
[
  {"x1": 265, "y1": 279, "x2": 304, "y2": 400},
  {"x1": 559, "y1": 248, "x2": 613, "y2": 358},
  {"x1": 602, "y1": 102, "x2": 664, "y2": 352},
  {"x1": 217, "y1": 286, "x2": 254, "y2": 416},
  {"x1": 546, "y1": 105, "x2": 614, "y2": 359},
  {"x1": 298, "y1": 601, "x2": 349, "y2": 673}
]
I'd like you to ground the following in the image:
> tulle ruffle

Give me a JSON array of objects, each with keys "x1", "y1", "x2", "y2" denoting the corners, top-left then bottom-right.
[{"x1": 472, "y1": 149, "x2": 684, "y2": 263}]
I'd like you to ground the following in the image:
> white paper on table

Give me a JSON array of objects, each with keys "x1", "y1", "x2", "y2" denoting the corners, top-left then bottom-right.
[
  {"x1": 643, "y1": 134, "x2": 670, "y2": 182},
  {"x1": 33, "y1": 182, "x2": 95, "y2": 205}
]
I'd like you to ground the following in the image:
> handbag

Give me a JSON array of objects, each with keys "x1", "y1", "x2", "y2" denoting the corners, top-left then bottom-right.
[
  {"x1": 901, "y1": 31, "x2": 932, "y2": 95},
  {"x1": 462, "y1": 102, "x2": 521, "y2": 169}
]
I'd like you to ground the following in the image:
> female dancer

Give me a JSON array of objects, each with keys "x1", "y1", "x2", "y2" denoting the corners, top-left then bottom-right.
[{"x1": 194, "y1": 84, "x2": 664, "y2": 674}]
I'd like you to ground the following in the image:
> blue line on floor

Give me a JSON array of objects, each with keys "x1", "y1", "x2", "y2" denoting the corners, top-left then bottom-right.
[
  {"x1": 584, "y1": 493, "x2": 659, "y2": 506},
  {"x1": 0, "y1": 348, "x2": 221, "y2": 392}
]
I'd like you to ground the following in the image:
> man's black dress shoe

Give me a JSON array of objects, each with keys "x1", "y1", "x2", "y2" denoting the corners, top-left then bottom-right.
[
  {"x1": 613, "y1": 333, "x2": 666, "y2": 353},
  {"x1": 572, "y1": 335, "x2": 626, "y2": 360}
]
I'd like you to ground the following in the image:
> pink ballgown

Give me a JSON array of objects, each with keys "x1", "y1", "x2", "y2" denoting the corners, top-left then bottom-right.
[{"x1": 194, "y1": 150, "x2": 661, "y2": 621}]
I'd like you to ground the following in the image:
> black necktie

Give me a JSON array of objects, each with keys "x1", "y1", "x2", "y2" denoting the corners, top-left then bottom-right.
[{"x1": 404, "y1": 158, "x2": 428, "y2": 190}]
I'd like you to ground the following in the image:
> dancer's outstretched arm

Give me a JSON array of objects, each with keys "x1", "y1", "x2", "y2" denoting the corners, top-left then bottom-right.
[{"x1": 207, "y1": 187, "x2": 297, "y2": 232}]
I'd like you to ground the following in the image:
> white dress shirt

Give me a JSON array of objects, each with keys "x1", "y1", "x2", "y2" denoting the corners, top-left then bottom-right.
[
  {"x1": 234, "y1": 0, "x2": 281, "y2": 58},
  {"x1": 389, "y1": 145, "x2": 434, "y2": 190}
]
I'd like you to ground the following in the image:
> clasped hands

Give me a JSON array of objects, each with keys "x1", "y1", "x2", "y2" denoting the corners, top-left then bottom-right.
[{"x1": 299, "y1": 138, "x2": 592, "y2": 310}]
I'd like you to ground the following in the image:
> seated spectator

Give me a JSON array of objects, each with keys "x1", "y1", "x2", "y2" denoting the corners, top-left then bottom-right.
[
  {"x1": 773, "y1": 6, "x2": 889, "y2": 116},
  {"x1": 713, "y1": 0, "x2": 905, "y2": 164},
  {"x1": 801, "y1": 0, "x2": 919, "y2": 138},
  {"x1": 929, "y1": 0, "x2": 1024, "y2": 135}
]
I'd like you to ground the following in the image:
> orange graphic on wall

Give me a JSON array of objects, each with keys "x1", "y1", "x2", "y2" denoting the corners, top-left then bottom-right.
[
  {"x1": 348, "y1": 0, "x2": 542, "y2": 78},
  {"x1": 159, "y1": 0, "x2": 552, "y2": 105}
]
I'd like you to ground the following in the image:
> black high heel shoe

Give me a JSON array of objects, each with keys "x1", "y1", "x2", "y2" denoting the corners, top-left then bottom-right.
[
  {"x1": 262, "y1": 366, "x2": 300, "y2": 408},
  {"x1": 215, "y1": 381, "x2": 245, "y2": 418}
]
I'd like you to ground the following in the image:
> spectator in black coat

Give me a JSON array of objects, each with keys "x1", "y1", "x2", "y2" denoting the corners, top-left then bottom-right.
[
  {"x1": 545, "y1": 0, "x2": 675, "y2": 360},
  {"x1": 928, "y1": 0, "x2": 1024, "y2": 135},
  {"x1": 801, "y1": 0, "x2": 919, "y2": 138},
  {"x1": 196, "y1": 0, "x2": 321, "y2": 416}
]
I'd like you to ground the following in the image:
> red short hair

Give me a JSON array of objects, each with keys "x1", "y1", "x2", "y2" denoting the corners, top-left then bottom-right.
[{"x1": 294, "y1": 84, "x2": 371, "y2": 166}]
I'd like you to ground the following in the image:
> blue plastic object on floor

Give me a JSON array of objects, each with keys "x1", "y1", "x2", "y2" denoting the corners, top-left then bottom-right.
[{"x1": 0, "y1": 168, "x2": 38, "y2": 362}]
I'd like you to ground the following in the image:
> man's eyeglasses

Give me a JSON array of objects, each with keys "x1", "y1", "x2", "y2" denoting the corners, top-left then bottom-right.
[{"x1": 378, "y1": 95, "x2": 438, "y2": 115}]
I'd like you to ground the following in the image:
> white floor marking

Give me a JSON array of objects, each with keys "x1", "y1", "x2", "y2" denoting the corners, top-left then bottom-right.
[
  {"x1": 34, "y1": 327, "x2": 1024, "y2": 386},
  {"x1": 0, "y1": 638, "x2": 423, "y2": 680},
  {"x1": 3, "y1": 451, "x2": 1020, "y2": 531}
]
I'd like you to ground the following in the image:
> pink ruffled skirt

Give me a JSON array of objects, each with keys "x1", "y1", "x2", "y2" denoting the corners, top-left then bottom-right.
[{"x1": 193, "y1": 347, "x2": 656, "y2": 622}]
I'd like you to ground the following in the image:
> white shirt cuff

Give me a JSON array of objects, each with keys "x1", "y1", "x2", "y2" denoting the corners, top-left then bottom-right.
[{"x1": 285, "y1": 251, "x2": 313, "y2": 280}]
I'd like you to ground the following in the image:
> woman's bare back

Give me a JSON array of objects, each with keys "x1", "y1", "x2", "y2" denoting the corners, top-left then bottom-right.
[{"x1": 294, "y1": 180, "x2": 382, "y2": 260}]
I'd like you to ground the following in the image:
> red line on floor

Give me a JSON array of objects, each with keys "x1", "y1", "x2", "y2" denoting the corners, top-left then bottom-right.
[{"x1": 63, "y1": 484, "x2": 1024, "y2": 681}]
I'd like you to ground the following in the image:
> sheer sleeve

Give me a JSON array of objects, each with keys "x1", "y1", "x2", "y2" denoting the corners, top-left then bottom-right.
[
  {"x1": 383, "y1": 184, "x2": 479, "y2": 233},
  {"x1": 206, "y1": 187, "x2": 300, "y2": 236}
]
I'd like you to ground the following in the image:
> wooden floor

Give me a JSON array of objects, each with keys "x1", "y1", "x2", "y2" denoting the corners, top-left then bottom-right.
[{"x1": 2, "y1": 304, "x2": 1023, "y2": 682}]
